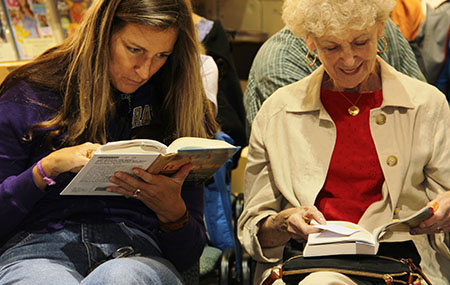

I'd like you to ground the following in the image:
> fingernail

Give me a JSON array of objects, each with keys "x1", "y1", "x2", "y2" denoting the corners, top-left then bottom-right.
[{"x1": 133, "y1": 169, "x2": 139, "y2": 175}]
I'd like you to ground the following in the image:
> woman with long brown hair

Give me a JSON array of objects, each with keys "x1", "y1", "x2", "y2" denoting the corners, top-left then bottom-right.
[{"x1": 0, "y1": 0, "x2": 218, "y2": 283}]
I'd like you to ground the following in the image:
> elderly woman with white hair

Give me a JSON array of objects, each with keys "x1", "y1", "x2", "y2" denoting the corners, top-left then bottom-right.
[{"x1": 237, "y1": 0, "x2": 450, "y2": 284}]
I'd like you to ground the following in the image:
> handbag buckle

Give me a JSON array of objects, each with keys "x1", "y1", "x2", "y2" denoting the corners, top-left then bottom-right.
[{"x1": 262, "y1": 265, "x2": 283, "y2": 285}]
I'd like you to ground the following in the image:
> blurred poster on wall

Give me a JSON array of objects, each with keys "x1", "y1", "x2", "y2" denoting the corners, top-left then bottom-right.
[
  {"x1": 2, "y1": 0, "x2": 57, "y2": 59},
  {"x1": 56, "y1": 0, "x2": 91, "y2": 38},
  {"x1": 0, "y1": 1, "x2": 19, "y2": 61}
]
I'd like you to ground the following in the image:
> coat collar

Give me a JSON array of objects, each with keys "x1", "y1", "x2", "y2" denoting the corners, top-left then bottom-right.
[{"x1": 284, "y1": 57, "x2": 415, "y2": 113}]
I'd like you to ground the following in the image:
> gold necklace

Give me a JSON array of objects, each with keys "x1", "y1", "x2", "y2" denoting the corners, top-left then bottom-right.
[{"x1": 339, "y1": 92, "x2": 363, "y2": 116}]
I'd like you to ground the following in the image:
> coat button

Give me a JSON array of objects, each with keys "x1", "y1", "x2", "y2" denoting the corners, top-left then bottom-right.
[
  {"x1": 387, "y1": 155, "x2": 398, "y2": 166},
  {"x1": 376, "y1": 114, "x2": 386, "y2": 125}
]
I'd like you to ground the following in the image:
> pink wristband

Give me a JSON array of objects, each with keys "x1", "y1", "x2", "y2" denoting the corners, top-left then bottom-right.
[{"x1": 37, "y1": 159, "x2": 56, "y2": 186}]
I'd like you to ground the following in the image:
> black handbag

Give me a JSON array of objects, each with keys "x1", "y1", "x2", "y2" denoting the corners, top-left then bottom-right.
[{"x1": 262, "y1": 254, "x2": 432, "y2": 285}]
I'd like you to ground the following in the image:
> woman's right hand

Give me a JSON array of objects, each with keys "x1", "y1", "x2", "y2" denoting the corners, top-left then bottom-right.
[
  {"x1": 258, "y1": 206, "x2": 326, "y2": 248},
  {"x1": 33, "y1": 142, "x2": 100, "y2": 188}
]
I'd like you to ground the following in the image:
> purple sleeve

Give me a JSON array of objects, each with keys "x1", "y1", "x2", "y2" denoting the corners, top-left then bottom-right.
[
  {"x1": 0, "y1": 83, "x2": 50, "y2": 239},
  {"x1": 0, "y1": 168, "x2": 47, "y2": 237},
  {"x1": 156, "y1": 183, "x2": 206, "y2": 271}
]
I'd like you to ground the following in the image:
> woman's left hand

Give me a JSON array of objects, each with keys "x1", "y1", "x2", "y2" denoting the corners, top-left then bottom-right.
[
  {"x1": 411, "y1": 191, "x2": 450, "y2": 234},
  {"x1": 107, "y1": 164, "x2": 193, "y2": 223}
]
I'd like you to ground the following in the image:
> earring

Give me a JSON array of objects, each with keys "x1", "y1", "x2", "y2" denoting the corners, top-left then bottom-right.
[
  {"x1": 305, "y1": 50, "x2": 317, "y2": 67},
  {"x1": 377, "y1": 36, "x2": 387, "y2": 54}
]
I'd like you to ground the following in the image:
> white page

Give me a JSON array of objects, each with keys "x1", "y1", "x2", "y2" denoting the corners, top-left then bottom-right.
[
  {"x1": 313, "y1": 223, "x2": 360, "y2": 236},
  {"x1": 60, "y1": 153, "x2": 159, "y2": 195}
]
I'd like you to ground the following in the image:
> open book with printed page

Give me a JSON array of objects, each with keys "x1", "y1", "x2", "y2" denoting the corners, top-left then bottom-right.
[
  {"x1": 60, "y1": 137, "x2": 240, "y2": 195},
  {"x1": 303, "y1": 203, "x2": 437, "y2": 257}
]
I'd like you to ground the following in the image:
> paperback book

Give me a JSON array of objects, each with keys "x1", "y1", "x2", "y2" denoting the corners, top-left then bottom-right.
[
  {"x1": 60, "y1": 137, "x2": 240, "y2": 195},
  {"x1": 304, "y1": 204, "x2": 436, "y2": 257}
]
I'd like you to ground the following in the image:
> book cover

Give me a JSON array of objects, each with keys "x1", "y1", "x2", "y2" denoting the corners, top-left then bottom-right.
[
  {"x1": 0, "y1": 1, "x2": 18, "y2": 61},
  {"x1": 60, "y1": 137, "x2": 240, "y2": 196},
  {"x1": 303, "y1": 204, "x2": 436, "y2": 257},
  {"x1": 56, "y1": 0, "x2": 91, "y2": 38},
  {"x1": 2, "y1": 0, "x2": 57, "y2": 59}
]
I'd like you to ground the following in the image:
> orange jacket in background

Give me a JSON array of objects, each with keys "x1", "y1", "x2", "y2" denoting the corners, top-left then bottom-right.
[{"x1": 391, "y1": 0, "x2": 424, "y2": 41}]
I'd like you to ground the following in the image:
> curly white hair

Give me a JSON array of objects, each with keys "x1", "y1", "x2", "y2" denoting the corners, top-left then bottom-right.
[{"x1": 282, "y1": 0, "x2": 396, "y2": 38}]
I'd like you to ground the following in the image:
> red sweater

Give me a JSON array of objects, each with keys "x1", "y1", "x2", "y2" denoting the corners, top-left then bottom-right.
[{"x1": 316, "y1": 89, "x2": 384, "y2": 223}]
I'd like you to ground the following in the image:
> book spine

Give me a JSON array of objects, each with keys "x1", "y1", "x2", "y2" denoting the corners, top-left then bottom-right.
[{"x1": 44, "y1": 0, "x2": 64, "y2": 43}]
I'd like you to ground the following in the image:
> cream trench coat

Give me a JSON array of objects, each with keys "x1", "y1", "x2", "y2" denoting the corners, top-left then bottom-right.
[{"x1": 238, "y1": 57, "x2": 450, "y2": 284}]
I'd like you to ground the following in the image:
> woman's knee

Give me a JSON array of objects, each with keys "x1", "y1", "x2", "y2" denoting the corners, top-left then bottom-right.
[
  {"x1": 0, "y1": 259, "x2": 82, "y2": 285},
  {"x1": 83, "y1": 256, "x2": 183, "y2": 285}
]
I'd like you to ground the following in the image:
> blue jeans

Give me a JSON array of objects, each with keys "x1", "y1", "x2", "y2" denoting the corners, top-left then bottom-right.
[{"x1": 0, "y1": 223, "x2": 184, "y2": 284}]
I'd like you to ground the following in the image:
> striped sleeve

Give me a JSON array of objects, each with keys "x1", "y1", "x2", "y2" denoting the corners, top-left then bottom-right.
[{"x1": 244, "y1": 28, "x2": 319, "y2": 125}]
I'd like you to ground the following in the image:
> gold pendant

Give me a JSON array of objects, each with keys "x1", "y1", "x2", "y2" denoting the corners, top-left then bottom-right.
[{"x1": 348, "y1": 105, "x2": 360, "y2": 116}]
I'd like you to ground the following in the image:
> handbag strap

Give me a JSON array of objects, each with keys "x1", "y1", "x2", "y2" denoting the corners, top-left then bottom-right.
[
  {"x1": 404, "y1": 258, "x2": 432, "y2": 285},
  {"x1": 261, "y1": 258, "x2": 432, "y2": 285},
  {"x1": 262, "y1": 265, "x2": 283, "y2": 285}
]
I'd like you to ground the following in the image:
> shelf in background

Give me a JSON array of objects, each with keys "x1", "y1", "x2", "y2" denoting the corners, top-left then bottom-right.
[{"x1": 0, "y1": 61, "x2": 29, "y2": 84}]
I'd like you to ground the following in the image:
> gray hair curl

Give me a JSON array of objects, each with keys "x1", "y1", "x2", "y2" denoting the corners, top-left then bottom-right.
[{"x1": 282, "y1": 0, "x2": 396, "y2": 38}]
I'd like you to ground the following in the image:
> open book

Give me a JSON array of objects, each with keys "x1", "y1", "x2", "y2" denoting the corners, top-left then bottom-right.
[
  {"x1": 60, "y1": 137, "x2": 240, "y2": 195},
  {"x1": 303, "y1": 204, "x2": 436, "y2": 257}
]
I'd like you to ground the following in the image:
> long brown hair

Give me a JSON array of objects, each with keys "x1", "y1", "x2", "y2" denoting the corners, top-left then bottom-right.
[{"x1": 0, "y1": 0, "x2": 218, "y2": 146}]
